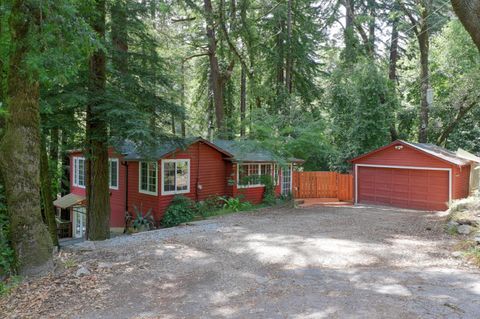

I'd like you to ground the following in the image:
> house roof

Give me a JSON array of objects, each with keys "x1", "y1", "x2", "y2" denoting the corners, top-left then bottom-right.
[
  {"x1": 212, "y1": 139, "x2": 304, "y2": 163},
  {"x1": 350, "y1": 140, "x2": 472, "y2": 166},
  {"x1": 120, "y1": 137, "x2": 233, "y2": 161}
]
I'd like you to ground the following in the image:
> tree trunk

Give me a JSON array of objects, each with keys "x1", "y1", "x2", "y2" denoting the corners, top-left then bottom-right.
[
  {"x1": 181, "y1": 62, "x2": 186, "y2": 138},
  {"x1": 285, "y1": 0, "x2": 293, "y2": 93},
  {"x1": 343, "y1": 0, "x2": 357, "y2": 61},
  {"x1": 0, "y1": 0, "x2": 53, "y2": 276},
  {"x1": 49, "y1": 127, "x2": 59, "y2": 174},
  {"x1": 204, "y1": 0, "x2": 225, "y2": 136},
  {"x1": 451, "y1": 0, "x2": 480, "y2": 52},
  {"x1": 40, "y1": 139, "x2": 59, "y2": 247},
  {"x1": 60, "y1": 130, "x2": 70, "y2": 196},
  {"x1": 367, "y1": 0, "x2": 376, "y2": 55},
  {"x1": 86, "y1": 0, "x2": 110, "y2": 240},
  {"x1": 240, "y1": 64, "x2": 246, "y2": 137},
  {"x1": 417, "y1": 1, "x2": 431, "y2": 143},
  {"x1": 388, "y1": 6, "x2": 400, "y2": 141}
]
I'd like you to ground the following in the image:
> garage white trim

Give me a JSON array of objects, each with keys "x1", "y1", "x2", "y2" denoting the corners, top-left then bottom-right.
[{"x1": 354, "y1": 164, "x2": 452, "y2": 206}]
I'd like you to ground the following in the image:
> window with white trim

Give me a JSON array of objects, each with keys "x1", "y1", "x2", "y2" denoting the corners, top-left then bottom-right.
[
  {"x1": 162, "y1": 159, "x2": 190, "y2": 195},
  {"x1": 109, "y1": 159, "x2": 119, "y2": 189},
  {"x1": 73, "y1": 157, "x2": 86, "y2": 188},
  {"x1": 238, "y1": 163, "x2": 278, "y2": 187},
  {"x1": 139, "y1": 162, "x2": 158, "y2": 195}
]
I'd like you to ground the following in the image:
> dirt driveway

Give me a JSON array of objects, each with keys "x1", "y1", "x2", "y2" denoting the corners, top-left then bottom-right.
[{"x1": 3, "y1": 205, "x2": 480, "y2": 318}]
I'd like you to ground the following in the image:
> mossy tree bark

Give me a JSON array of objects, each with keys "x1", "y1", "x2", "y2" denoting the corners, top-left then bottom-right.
[
  {"x1": 86, "y1": 0, "x2": 111, "y2": 240},
  {"x1": 40, "y1": 139, "x2": 59, "y2": 247},
  {"x1": 0, "y1": 0, "x2": 53, "y2": 276}
]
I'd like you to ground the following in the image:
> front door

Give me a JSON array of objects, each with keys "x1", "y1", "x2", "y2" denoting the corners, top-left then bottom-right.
[
  {"x1": 281, "y1": 165, "x2": 292, "y2": 196},
  {"x1": 73, "y1": 207, "x2": 86, "y2": 238}
]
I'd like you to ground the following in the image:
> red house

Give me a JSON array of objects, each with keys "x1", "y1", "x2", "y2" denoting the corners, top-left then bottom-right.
[
  {"x1": 350, "y1": 140, "x2": 478, "y2": 211},
  {"x1": 54, "y1": 137, "x2": 302, "y2": 238}
]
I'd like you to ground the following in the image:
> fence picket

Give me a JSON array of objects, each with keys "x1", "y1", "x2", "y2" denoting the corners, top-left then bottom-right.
[{"x1": 293, "y1": 171, "x2": 353, "y2": 201}]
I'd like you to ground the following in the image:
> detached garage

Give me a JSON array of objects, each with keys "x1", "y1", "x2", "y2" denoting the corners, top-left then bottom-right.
[{"x1": 350, "y1": 140, "x2": 476, "y2": 211}]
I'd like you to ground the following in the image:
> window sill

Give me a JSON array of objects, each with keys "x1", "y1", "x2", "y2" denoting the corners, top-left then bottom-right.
[
  {"x1": 161, "y1": 189, "x2": 190, "y2": 196},
  {"x1": 139, "y1": 190, "x2": 158, "y2": 196},
  {"x1": 237, "y1": 184, "x2": 265, "y2": 189}
]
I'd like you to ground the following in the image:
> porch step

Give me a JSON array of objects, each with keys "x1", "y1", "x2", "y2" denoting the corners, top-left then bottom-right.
[{"x1": 296, "y1": 198, "x2": 353, "y2": 208}]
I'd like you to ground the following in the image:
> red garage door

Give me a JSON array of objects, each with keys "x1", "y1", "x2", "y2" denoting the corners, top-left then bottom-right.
[{"x1": 357, "y1": 166, "x2": 450, "y2": 211}]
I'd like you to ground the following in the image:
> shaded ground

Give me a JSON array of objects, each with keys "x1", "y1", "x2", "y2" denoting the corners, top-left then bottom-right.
[{"x1": 2, "y1": 205, "x2": 480, "y2": 318}]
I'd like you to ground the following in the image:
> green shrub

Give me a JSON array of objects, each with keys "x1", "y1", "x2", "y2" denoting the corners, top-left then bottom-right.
[
  {"x1": 220, "y1": 196, "x2": 253, "y2": 212},
  {"x1": 261, "y1": 174, "x2": 276, "y2": 205},
  {"x1": 0, "y1": 184, "x2": 14, "y2": 277},
  {"x1": 162, "y1": 196, "x2": 197, "y2": 228},
  {"x1": 197, "y1": 196, "x2": 224, "y2": 218}
]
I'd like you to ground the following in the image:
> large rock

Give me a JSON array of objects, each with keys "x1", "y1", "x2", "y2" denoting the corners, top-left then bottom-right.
[
  {"x1": 76, "y1": 266, "x2": 91, "y2": 277},
  {"x1": 475, "y1": 233, "x2": 480, "y2": 245},
  {"x1": 457, "y1": 224, "x2": 473, "y2": 235}
]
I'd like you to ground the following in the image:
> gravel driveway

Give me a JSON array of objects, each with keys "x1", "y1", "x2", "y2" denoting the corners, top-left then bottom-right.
[{"x1": 3, "y1": 205, "x2": 480, "y2": 318}]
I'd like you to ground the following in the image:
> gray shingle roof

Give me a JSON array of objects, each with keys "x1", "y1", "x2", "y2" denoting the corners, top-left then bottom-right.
[
  {"x1": 402, "y1": 140, "x2": 471, "y2": 166},
  {"x1": 120, "y1": 137, "x2": 204, "y2": 161},
  {"x1": 212, "y1": 140, "x2": 304, "y2": 163},
  {"x1": 116, "y1": 137, "x2": 303, "y2": 163}
]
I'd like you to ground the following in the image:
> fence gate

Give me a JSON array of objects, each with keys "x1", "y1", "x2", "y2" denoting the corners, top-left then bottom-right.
[{"x1": 292, "y1": 171, "x2": 353, "y2": 201}]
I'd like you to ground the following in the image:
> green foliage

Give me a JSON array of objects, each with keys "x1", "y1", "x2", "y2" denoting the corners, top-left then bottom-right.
[
  {"x1": 196, "y1": 196, "x2": 224, "y2": 218},
  {"x1": 220, "y1": 196, "x2": 252, "y2": 212},
  {"x1": 329, "y1": 59, "x2": 397, "y2": 170},
  {"x1": 260, "y1": 175, "x2": 276, "y2": 205},
  {"x1": 127, "y1": 206, "x2": 155, "y2": 231},
  {"x1": 162, "y1": 196, "x2": 197, "y2": 228},
  {"x1": 0, "y1": 183, "x2": 14, "y2": 277},
  {"x1": 0, "y1": 275, "x2": 21, "y2": 296}
]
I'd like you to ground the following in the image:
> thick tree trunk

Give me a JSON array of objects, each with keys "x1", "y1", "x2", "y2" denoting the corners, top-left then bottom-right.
[
  {"x1": 240, "y1": 64, "x2": 246, "y2": 137},
  {"x1": 451, "y1": 0, "x2": 480, "y2": 52},
  {"x1": 417, "y1": 2, "x2": 431, "y2": 143},
  {"x1": 40, "y1": 140, "x2": 59, "y2": 247},
  {"x1": 204, "y1": 0, "x2": 225, "y2": 136},
  {"x1": 0, "y1": 0, "x2": 53, "y2": 276},
  {"x1": 86, "y1": 0, "x2": 110, "y2": 240}
]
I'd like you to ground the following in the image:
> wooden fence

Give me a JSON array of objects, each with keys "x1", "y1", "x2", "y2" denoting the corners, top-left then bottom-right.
[{"x1": 292, "y1": 171, "x2": 354, "y2": 201}]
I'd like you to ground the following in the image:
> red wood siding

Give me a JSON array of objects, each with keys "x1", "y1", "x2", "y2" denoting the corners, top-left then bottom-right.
[
  {"x1": 154, "y1": 142, "x2": 228, "y2": 221},
  {"x1": 70, "y1": 141, "x2": 286, "y2": 227},
  {"x1": 354, "y1": 142, "x2": 451, "y2": 168},
  {"x1": 453, "y1": 165, "x2": 470, "y2": 200},
  {"x1": 70, "y1": 149, "x2": 126, "y2": 228},
  {"x1": 357, "y1": 166, "x2": 449, "y2": 211},
  {"x1": 352, "y1": 141, "x2": 472, "y2": 211}
]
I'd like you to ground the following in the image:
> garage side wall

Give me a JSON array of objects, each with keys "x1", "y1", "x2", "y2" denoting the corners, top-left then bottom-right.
[{"x1": 453, "y1": 165, "x2": 470, "y2": 200}]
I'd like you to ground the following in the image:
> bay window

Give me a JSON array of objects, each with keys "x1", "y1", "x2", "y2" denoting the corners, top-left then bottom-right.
[{"x1": 238, "y1": 163, "x2": 278, "y2": 187}]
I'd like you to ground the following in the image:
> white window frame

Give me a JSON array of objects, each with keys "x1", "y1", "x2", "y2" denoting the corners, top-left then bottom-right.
[
  {"x1": 139, "y1": 161, "x2": 158, "y2": 196},
  {"x1": 161, "y1": 159, "x2": 191, "y2": 195},
  {"x1": 109, "y1": 158, "x2": 119, "y2": 190},
  {"x1": 73, "y1": 156, "x2": 86, "y2": 188},
  {"x1": 237, "y1": 163, "x2": 278, "y2": 188}
]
